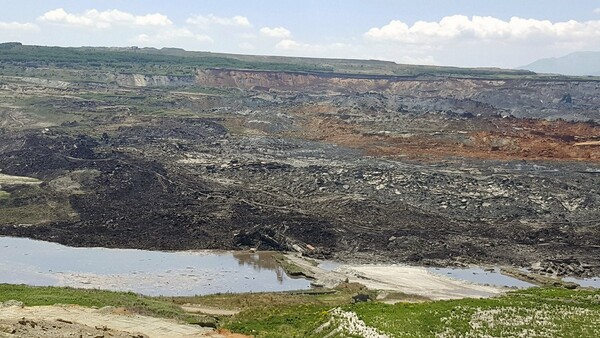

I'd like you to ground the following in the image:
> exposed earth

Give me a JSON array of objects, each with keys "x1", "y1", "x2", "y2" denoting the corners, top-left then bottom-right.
[
  {"x1": 284, "y1": 254, "x2": 505, "y2": 300},
  {"x1": 0, "y1": 302, "x2": 246, "y2": 338},
  {"x1": 1, "y1": 44, "x2": 600, "y2": 279}
]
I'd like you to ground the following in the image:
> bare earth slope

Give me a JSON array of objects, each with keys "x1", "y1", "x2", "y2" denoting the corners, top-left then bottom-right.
[{"x1": 0, "y1": 304, "x2": 232, "y2": 338}]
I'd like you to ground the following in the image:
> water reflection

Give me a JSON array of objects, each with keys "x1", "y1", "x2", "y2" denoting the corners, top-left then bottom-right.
[
  {"x1": 563, "y1": 277, "x2": 600, "y2": 288},
  {"x1": 0, "y1": 237, "x2": 311, "y2": 296},
  {"x1": 233, "y1": 252, "x2": 285, "y2": 283}
]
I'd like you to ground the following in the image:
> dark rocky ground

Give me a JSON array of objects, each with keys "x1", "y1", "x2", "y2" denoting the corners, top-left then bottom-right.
[{"x1": 1, "y1": 69, "x2": 600, "y2": 277}]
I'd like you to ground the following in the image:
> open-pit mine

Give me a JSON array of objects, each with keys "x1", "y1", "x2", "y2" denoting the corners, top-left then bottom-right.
[
  {"x1": 2, "y1": 42, "x2": 600, "y2": 337},
  {"x1": 2, "y1": 43, "x2": 600, "y2": 278}
]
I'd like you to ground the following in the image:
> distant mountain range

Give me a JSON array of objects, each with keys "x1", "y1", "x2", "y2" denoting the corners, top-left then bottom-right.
[{"x1": 520, "y1": 51, "x2": 600, "y2": 76}]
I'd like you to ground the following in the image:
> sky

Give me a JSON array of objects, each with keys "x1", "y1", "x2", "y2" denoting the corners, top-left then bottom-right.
[{"x1": 1, "y1": 0, "x2": 600, "y2": 68}]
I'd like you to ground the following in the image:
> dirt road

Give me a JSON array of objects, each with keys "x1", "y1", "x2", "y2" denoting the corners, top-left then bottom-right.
[{"x1": 0, "y1": 304, "x2": 241, "y2": 338}]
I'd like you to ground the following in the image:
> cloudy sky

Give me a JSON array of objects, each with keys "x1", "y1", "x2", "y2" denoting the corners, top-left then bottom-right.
[{"x1": 2, "y1": 0, "x2": 600, "y2": 68}]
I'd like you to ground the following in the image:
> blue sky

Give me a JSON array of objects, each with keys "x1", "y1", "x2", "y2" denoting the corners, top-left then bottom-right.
[{"x1": 2, "y1": 1, "x2": 600, "y2": 67}]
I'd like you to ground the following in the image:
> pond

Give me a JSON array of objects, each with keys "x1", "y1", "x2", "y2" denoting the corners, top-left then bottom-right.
[
  {"x1": 427, "y1": 267, "x2": 536, "y2": 288},
  {"x1": 562, "y1": 276, "x2": 600, "y2": 288},
  {"x1": 0, "y1": 236, "x2": 311, "y2": 296}
]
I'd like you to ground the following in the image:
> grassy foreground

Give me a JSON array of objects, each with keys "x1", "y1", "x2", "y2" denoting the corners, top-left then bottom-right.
[
  {"x1": 2, "y1": 284, "x2": 600, "y2": 337},
  {"x1": 221, "y1": 288, "x2": 600, "y2": 337},
  {"x1": 0, "y1": 284, "x2": 187, "y2": 319}
]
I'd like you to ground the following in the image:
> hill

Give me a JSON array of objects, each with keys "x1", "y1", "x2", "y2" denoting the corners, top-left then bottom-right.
[
  {"x1": 520, "y1": 51, "x2": 600, "y2": 76},
  {"x1": 0, "y1": 42, "x2": 535, "y2": 78}
]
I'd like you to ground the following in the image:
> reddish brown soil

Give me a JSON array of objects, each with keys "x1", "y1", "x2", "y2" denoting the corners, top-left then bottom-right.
[{"x1": 293, "y1": 106, "x2": 600, "y2": 161}]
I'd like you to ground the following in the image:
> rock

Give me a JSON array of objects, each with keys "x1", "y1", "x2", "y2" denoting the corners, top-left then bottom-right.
[
  {"x1": 351, "y1": 293, "x2": 373, "y2": 303},
  {"x1": 530, "y1": 262, "x2": 542, "y2": 271},
  {"x1": 559, "y1": 93, "x2": 572, "y2": 104}
]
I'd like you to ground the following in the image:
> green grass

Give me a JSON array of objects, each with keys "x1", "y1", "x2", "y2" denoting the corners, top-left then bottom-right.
[
  {"x1": 174, "y1": 288, "x2": 361, "y2": 338},
  {"x1": 0, "y1": 284, "x2": 207, "y2": 324},
  {"x1": 167, "y1": 287, "x2": 358, "y2": 311},
  {"x1": 228, "y1": 304, "x2": 330, "y2": 338},
  {"x1": 9, "y1": 96, "x2": 87, "y2": 127},
  {"x1": 223, "y1": 288, "x2": 600, "y2": 337},
  {"x1": 11, "y1": 91, "x2": 173, "y2": 126},
  {"x1": 2, "y1": 283, "x2": 600, "y2": 337},
  {"x1": 0, "y1": 185, "x2": 76, "y2": 225},
  {"x1": 8, "y1": 42, "x2": 591, "y2": 82},
  {"x1": 349, "y1": 288, "x2": 600, "y2": 337},
  {"x1": 0, "y1": 191, "x2": 9, "y2": 200},
  {"x1": 0, "y1": 43, "x2": 335, "y2": 79},
  {"x1": 0, "y1": 205, "x2": 60, "y2": 224}
]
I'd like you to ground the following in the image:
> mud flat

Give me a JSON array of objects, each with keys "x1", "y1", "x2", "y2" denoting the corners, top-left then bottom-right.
[
  {"x1": 428, "y1": 267, "x2": 535, "y2": 288},
  {"x1": 284, "y1": 254, "x2": 521, "y2": 300},
  {"x1": 339, "y1": 266, "x2": 503, "y2": 300}
]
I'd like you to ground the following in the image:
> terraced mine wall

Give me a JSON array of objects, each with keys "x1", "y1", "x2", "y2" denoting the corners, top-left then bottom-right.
[{"x1": 112, "y1": 68, "x2": 600, "y2": 121}]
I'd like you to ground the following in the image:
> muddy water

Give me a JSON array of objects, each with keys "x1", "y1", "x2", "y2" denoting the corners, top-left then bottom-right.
[
  {"x1": 563, "y1": 277, "x2": 600, "y2": 288},
  {"x1": 0, "y1": 236, "x2": 311, "y2": 296},
  {"x1": 428, "y1": 267, "x2": 535, "y2": 288}
]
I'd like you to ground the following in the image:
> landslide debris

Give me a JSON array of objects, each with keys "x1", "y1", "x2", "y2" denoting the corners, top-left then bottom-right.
[{"x1": 1, "y1": 55, "x2": 600, "y2": 278}]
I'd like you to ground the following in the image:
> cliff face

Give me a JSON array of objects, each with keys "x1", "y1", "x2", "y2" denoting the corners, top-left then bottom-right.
[
  {"x1": 193, "y1": 69, "x2": 599, "y2": 99},
  {"x1": 115, "y1": 74, "x2": 196, "y2": 87},
  {"x1": 194, "y1": 68, "x2": 600, "y2": 121},
  {"x1": 111, "y1": 69, "x2": 599, "y2": 121},
  {"x1": 195, "y1": 69, "x2": 336, "y2": 91}
]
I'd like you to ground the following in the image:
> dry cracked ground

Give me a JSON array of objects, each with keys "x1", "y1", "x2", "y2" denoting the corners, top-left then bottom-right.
[{"x1": 1, "y1": 51, "x2": 600, "y2": 278}]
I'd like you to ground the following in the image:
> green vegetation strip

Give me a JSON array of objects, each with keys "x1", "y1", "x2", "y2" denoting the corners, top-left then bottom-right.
[
  {"x1": 223, "y1": 288, "x2": 600, "y2": 337},
  {"x1": 0, "y1": 284, "x2": 211, "y2": 325},
  {"x1": 0, "y1": 284, "x2": 182, "y2": 317},
  {"x1": 3, "y1": 43, "x2": 572, "y2": 80},
  {"x1": 0, "y1": 185, "x2": 76, "y2": 225},
  {"x1": 2, "y1": 284, "x2": 600, "y2": 337},
  {"x1": 0, "y1": 43, "x2": 334, "y2": 76}
]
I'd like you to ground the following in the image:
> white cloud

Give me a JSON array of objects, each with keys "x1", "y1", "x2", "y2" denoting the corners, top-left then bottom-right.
[
  {"x1": 39, "y1": 8, "x2": 172, "y2": 29},
  {"x1": 135, "y1": 28, "x2": 213, "y2": 44},
  {"x1": 595, "y1": 8, "x2": 600, "y2": 14},
  {"x1": 272, "y1": 39, "x2": 433, "y2": 66},
  {"x1": 275, "y1": 39, "x2": 353, "y2": 55},
  {"x1": 133, "y1": 13, "x2": 173, "y2": 27},
  {"x1": 186, "y1": 14, "x2": 252, "y2": 28},
  {"x1": 0, "y1": 22, "x2": 38, "y2": 31},
  {"x1": 260, "y1": 26, "x2": 292, "y2": 38},
  {"x1": 275, "y1": 39, "x2": 303, "y2": 50},
  {"x1": 365, "y1": 15, "x2": 600, "y2": 43}
]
